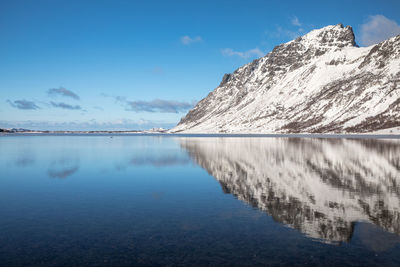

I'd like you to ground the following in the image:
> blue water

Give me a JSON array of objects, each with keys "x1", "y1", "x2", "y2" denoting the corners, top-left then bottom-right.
[{"x1": 1, "y1": 135, "x2": 400, "y2": 266}]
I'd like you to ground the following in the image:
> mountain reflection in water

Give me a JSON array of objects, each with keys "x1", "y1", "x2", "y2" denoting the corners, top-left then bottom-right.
[{"x1": 180, "y1": 137, "x2": 400, "y2": 244}]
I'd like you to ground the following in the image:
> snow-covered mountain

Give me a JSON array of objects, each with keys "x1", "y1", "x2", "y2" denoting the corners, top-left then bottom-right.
[
  {"x1": 180, "y1": 137, "x2": 400, "y2": 243},
  {"x1": 173, "y1": 24, "x2": 400, "y2": 133}
]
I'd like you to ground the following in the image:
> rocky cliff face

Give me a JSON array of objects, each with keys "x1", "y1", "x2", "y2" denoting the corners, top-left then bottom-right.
[
  {"x1": 180, "y1": 137, "x2": 400, "y2": 243},
  {"x1": 173, "y1": 24, "x2": 400, "y2": 133}
]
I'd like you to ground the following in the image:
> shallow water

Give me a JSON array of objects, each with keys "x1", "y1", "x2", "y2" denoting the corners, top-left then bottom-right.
[{"x1": 1, "y1": 135, "x2": 400, "y2": 266}]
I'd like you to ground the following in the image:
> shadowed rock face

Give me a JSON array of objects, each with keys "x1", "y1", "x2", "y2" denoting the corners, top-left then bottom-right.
[
  {"x1": 180, "y1": 137, "x2": 400, "y2": 243},
  {"x1": 173, "y1": 24, "x2": 400, "y2": 134}
]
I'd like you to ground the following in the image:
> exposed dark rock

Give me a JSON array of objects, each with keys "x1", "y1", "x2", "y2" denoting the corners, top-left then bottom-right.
[{"x1": 219, "y1": 73, "x2": 232, "y2": 87}]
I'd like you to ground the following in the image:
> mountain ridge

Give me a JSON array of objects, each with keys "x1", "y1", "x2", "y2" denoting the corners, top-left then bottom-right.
[{"x1": 172, "y1": 24, "x2": 400, "y2": 134}]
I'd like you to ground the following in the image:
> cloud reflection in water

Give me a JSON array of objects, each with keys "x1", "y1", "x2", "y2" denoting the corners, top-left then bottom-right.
[{"x1": 47, "y1": 158, "x2": 80, "y2": 179}]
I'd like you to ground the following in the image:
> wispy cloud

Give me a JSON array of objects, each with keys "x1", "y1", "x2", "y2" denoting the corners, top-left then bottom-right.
[
  {"x1": 7, "y1": 99, "x2": 40, "y2": 110},
  {"x1": 47, "y1": 87, "x2": 80, "y2": 100},
  {"x1": 126, "y1": 99, "x2": 194, "y2": 113},
  {"x1": 264, "y1": 16, "x2": 308, "y2": 43},
  {"x1": 102, "y1": 94, "x2": 195, "y2": 113},
  {"x1": 51, "y1": 101, "x2": 82, "y2": 110},
  {"x1": 360, "y1": 15, "x2": 400, "y2": 46},
  {"x1": 93, "y1": 106, "x2": 104, "y2": 111},
  {"x1": 274, "y1": 26, "x2": 302, "y2": 39},
  {"x1": 180, "y1": 35, "x2": 202, "y2": 45},
  {"x1": 221, "y1": 48, "x2": 264, "y2": 59},
  {"x1": 291, "y1": 16, "x2": 301, "y2": 27},
  {"x1": 152, "y1": 66, "x2": 164, "y2": 75}
]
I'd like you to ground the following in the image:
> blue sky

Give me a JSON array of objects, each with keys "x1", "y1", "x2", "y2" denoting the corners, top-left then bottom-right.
[{"x1": 1, "y1": 0, "x2": 400, "y2": 130}]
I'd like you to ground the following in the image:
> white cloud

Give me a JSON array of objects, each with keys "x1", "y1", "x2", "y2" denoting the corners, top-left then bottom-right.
[
  {"x1": 266, "y1": 26, "x2": 301, "y2": 40},
  {"x1": 360, "y1": 15, "x2": 400, "y2": 46},
  {"x1": 102, "y1": 94, "x2": 194, "y2": 113},
  {"x1": 291, "y1": 16, "x2": 301, "y2": 27},
  {"x1": 180, "y1": 35, "x2": 202, "y2": 45},
  {"x1": 221, "y1": 48, "x2": 264, "y2": 59},
  {"x1": 152, "y1": 66, "x2": 164, "y2": 75},
  {"x1": 266, "y1": 17, "x2": 309, "y2": 42},
  {"x1": 47, "y1": 87, "x2": 80, "y2": 100}
]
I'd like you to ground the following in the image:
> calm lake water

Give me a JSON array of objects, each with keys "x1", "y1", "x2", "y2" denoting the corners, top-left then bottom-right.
[{"x1": 1, "y1": 134, "x2": 400, "y2": 266}]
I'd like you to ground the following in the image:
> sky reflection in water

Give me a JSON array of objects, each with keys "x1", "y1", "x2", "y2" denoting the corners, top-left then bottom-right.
[{"x1": 0, "y1": 135, "x2": 399, "y2": 266}]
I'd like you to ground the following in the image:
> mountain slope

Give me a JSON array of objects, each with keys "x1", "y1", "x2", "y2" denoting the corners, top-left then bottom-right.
[{"x1": 173, "y1": 24, "x2": 400, "y2": 134}]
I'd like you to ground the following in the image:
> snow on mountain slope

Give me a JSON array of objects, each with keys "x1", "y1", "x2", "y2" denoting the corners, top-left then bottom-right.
[
  {"x1": 180, "y1": 137, "x2": 400, "y2": 243},
  {"x1": 173, "y1": 24, "x2": 400, "y2": 133}
]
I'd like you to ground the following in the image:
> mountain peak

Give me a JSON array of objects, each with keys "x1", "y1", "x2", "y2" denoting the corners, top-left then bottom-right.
[
  {"x1": 296, "y1": 24, "x2": 357, "y2": 48},
  {"x1": 173, "y1": 24, "x2": 400, "y2": 134}
]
